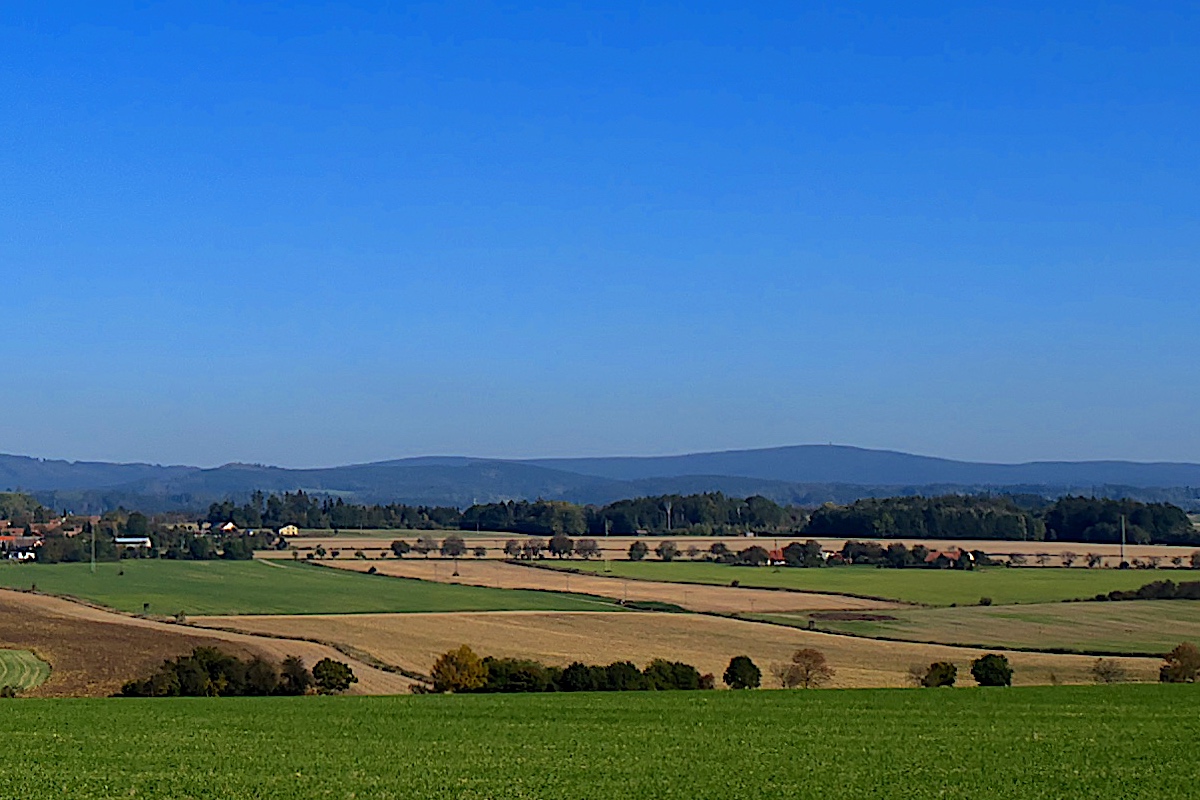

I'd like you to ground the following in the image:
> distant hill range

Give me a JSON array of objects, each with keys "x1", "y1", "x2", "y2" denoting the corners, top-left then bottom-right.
[{"x1": 3, "y1": 445, "x2": 1199, "y2": 514}]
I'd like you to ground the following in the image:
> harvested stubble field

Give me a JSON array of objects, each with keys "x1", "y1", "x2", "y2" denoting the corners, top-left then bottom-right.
[
  {"x1": 0, "y1": 648, "x2": 50, "y2": 691},
  {"x1": 0, "y1": 590, "x2": 411, "y2": 696},
  {"x1": 0, "y1": 687, "x2": 1194, "y2": 799},
  {"x1": 193, "y1": 610, "x2": 1158, "y2": 687},
  {"x1": 542, "y1": 561, "x2": 1173, "y2": 605},
  {"x1": 323, "y1": 558, "x2": 898, "y2": 613},
  {"x1": 0, "y1": 560, "x2": 618, "y2": 616},
  {"x1": 768, "y1": 599, "x2": 1200, "y2": 656}
]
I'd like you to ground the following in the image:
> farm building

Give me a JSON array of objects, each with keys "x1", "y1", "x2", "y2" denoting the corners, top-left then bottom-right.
[
  {"x1": 114, "y1": 536, "x2": 152, "y2": 549},
  {"x1": 278, "y1": 524, "x2": 300, "y2": 537}
]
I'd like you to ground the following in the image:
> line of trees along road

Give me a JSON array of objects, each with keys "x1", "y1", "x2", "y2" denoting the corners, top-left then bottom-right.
[{"x1": 204, "y1": 491, "x2": 1198, "y2": 546}]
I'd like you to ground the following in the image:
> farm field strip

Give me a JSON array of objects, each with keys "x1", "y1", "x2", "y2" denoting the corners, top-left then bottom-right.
[
  {"x1": 762, "y1": 600, "x2": 1200, "y2": 656},
  {"x1": 0, "y1": 561, "x2": 621, "y2": 616},
  {"x1": 321, "y1": 558, "x2": 899, "y2": 613},
  {"x1": 193, "y1": 610, "x2": 1159, "y2": 688},
  {"x1": 0, "y1": 649, "x2": 50, "y2": 691},
  {"x1": 539, "y1": 561, "x2": 1177, "y2": 606},
  {"x1": 0, "y1": 687, "x2": 1194, "y2": 799}
]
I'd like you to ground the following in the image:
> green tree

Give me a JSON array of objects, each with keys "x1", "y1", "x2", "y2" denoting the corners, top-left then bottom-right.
[
  {"x1": 390, "y1": 540, "x2": 411, "y2": 558},
  {"x1": 628, "y1": 541, "x2": 649, "y2": 561},
  {"x1": 922, "y1": 662, "x2": 958, "y2": 688},
  {"x1": 655, "y1": 541, "x2": 679, "y2": 562},
  {"x1": 548, "y1": 533, "x2": 575, "y2": 558},
  {"x1": 440, "y1": 535, "x2": 467, "y2": 557},
  {"x1": 970, "y1": 654, "x2": 1013, "y2": 687},
  {"x1": 1160, "y1": 642, "x2": 1200, "y2": 683},
  {"x1": 312, "y1": 658, "x2": 358, "y2": 694},
  {"x1": 279, "y1": 655, "x2": 313, "y2": 696},
  {"x1": 723, "y1": 656, "x2": 762, "y2": 689},
  {"x1": 431, "y1": 645, "x2": 487, "y2": 693}
]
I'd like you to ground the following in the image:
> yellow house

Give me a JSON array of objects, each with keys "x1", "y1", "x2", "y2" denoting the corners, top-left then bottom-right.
[{"x1": 278, "y1": 524, "x2": 300, "y2": 537}]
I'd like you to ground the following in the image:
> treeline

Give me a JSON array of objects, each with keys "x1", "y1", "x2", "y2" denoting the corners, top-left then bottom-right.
[
  {"x1": 1096, "y1": 579, "x2": 1200, "y2": 602},
  {"x1": 805, "y1": 495, "x2": 1196, "y2": 546},
  {"x1": 206, "y1": 491, "x2": 806, "y2": 536},
  {"x1": 428, "y1": 645, "x2": 712, "y2": 693},
  {"x1": 0, "y1": 493, "x2": 54, "y2": 526},
  {"x1": 119, "y1": 648, "x2": 356, "y2": 697}
]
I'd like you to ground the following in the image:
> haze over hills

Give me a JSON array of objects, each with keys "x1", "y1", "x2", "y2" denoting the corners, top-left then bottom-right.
[{"x1": 3, "y1": 446, "x2": 1200, "y2": 514}]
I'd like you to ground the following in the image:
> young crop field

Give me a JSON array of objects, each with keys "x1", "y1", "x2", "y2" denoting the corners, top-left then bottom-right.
[
  {"x1": 0, "y1": 561, "x2": 621, "y2": 616},
  {"x1": 0, "y1": 649, "x2": 50, "y2": 692},
  {"x1": 544, "y1": 561, "x2": 1171, "y2": 605},
  {"x1": 0, "y1": 687, "x2": 1195, "y2": 799},
  {"x1": 764, "y1": 600, "x2": 1200, "y2": 656}
]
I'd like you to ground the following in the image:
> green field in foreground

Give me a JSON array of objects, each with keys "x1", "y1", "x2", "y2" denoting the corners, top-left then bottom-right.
[
  {"x1": 0, "y1": 649, "x2": 50, "y2": 692},
  {"x1": 0, "y1": 561, "x2": 619, "y2": 616},
  {"x1": 545, "y1": 561, "x2": 1172, "y2": 605},
  {"x1": 0, "y1": 687, "x2": 1196, "y2": 799},
  {"x1": 760, "y1": 600, "x2": 1200, "y2": 655}
]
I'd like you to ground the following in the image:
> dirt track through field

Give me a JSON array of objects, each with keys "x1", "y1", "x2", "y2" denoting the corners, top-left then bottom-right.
[
  {"x1": 0, "y1": 590, "x2": 412, "y2": 696},
  {"x1": 194, "y1": 611, "x2": 1160, "y2": 689},
  {"x1": 319, "y1": 558, "x2": 899, "y2": 613}
]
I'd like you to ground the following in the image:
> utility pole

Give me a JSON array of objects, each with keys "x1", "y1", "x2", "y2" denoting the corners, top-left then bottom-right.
[{"x1": 91, "y1": 523, "x2": 96, "y2": 574}]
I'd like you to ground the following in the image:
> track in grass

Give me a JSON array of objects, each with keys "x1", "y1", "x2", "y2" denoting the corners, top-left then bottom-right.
[
  {"x1": 762, "y1": 599, "x2": 1200, "y2": 655},
  {"x1": 0, "y1": 686, "x2": 1195, "y2": 799},
  {"x1": 542, "y1": 561, "x2": 1173, "y2": 605},
  {"x1": 0, "y1": 649, "x2": 50, "y2": 692},
  {"x1": 0, "y1": 561, "x2": 622, "y2": 616}
]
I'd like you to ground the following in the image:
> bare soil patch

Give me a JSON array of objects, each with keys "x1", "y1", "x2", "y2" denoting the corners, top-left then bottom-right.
[
  {"x1": 320, "y1": 558, "x2": 899, "y2": 613},
  {"x1": 0, "y1": 590, "x2": 412, "y2": 696},
  {"x1": 193, "y1": 611, "x2": 1160, "y2": 689}
]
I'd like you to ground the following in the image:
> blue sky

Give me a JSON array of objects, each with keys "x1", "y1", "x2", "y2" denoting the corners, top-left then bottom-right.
[{"x1": 2, "y1": 1, "x2": 1198, "y2": 467}]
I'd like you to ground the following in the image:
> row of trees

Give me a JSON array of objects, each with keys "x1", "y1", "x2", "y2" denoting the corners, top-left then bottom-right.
[
  {"x1": 119, "y1": 648, "x2": 356, "y2": 697},
  {"x1": 427, "y1": 646, "x2": 713, "y2": 693},
  {"x1": 206, "y1": 492, "x2": 805, "y2": 536}
]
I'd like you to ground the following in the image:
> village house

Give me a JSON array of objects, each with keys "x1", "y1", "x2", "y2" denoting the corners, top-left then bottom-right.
[{"x1": 277, "y1": 524, "x2": 300, "y2": 537}]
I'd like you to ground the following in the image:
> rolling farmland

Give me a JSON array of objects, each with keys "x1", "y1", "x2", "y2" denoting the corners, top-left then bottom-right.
[
  {"x1": 0, "y1": 561, "x2": 620, "y2": 616},
  {"x1": 541, "y1": 561, "x2": 1174, "y2": 605},
  {"x1": 765, "y1": 600, "x2": 1200, "y2": 656},
  {"x1": 195, "y1": 610, "x2": 1158, "y2": 687},
  {"x1": 0, "y1": 687, "x2": 1195, "y2": 799}
]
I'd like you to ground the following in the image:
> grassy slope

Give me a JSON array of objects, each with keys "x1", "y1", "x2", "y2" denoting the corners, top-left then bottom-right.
[
  {"x1": 762, "y1": 600, "x2": 1200, "y2": 655},
  {"x1": 0, "y1": 561, "x2": 619, "y2": 616},
  {"x1": 544, "y1": 561, "x2": 1172, "y2": 605},
  {"x1": 0, "y1": 649, "x2": 50, "y2": 691},
  {"x1": 0, "y1": 687, "x2": 1196, "y2": 799}
]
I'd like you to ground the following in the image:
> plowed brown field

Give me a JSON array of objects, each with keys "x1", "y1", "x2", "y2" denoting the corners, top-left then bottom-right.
[
  {"x1": 0, "y1": 590, "x2": 412, "y2": 696},
  {"x1": 321, "y1": 558, "x2": 897, "y2": 613},
  {"x1": 192, "y1": 611, "x2": 1159, "y2": 688}
]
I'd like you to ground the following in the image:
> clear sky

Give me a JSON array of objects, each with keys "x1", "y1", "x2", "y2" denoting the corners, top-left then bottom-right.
[{"x1": 2, "y1": 2, "x2": 1198, "y2": 468}]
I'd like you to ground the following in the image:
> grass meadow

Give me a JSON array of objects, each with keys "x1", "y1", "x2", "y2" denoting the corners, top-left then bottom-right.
[
  {"x1": 0, "y1": 649, "x2": 50, "y2": 692},
  {"x1": 0, "y1": 687, "x2": 1195, "y2": 799},
  {"x1": 0, "y1": 560, "x2": 620, "y2": 616},
  {"x1": 545, "y1": 561, "x2": 1171, "y2": 605},
  {"x1": 762, "y1": 600, "x2": 1200, "y2": 655}
]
